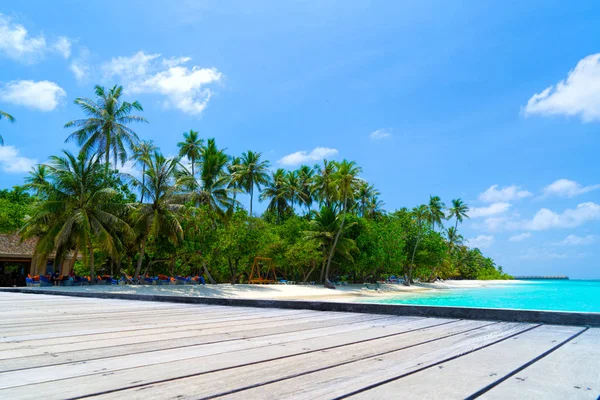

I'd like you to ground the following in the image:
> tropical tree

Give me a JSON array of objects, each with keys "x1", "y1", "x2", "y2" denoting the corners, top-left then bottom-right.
[
  {"x1": 236, "y1": 150, "x2": 270, "y2": 215},
  {"x1": 131, "y1": 140, "x2": 157, "y2": 203},
  {"x1": 21, "y1": 150, "x2": 131, "y2": 281},
  {"x1": 177, "y1": 130, "x2": 203, "y2": 177},
  {"x1": 305, "y1": 206, "x2": 357, "y2": 283},
  {"x1": 183, "y1": 138, "x2": 235, "y2": 214},
  {"x1": 312, "y1": 160, "x2": 337, "y2": 208},
  {"x1": 357, "y1": 182, "x2": 379, "y2": 217},
  {"x1": 0, "y1": 109, "x2": 15, "y2": 145},
  {"x1": 65, "y1": 85, "x2": 147, "y2": 173},
  {"x1": 427, "y1": 195, "x2": 446, "y2": 231},
  {"x1": 407, "y1": 204, "x2": 428, "y2": 285},
  {"x1": 130, "y1": 152, "x2": 186, "y2": 278},
  {"x1": 447, "y1": 198, "x2": 469, "y2": 231},
  {"x1": 324, "y1": 160, "x2": 361, "y2": 287},
  {"x1": 227, "y1": 156, "x2": 243, "y2": 204},
  {"x1": 260, "y1": 169, "x2": 292, "y2": 223},
  {"x1": 446, "y1": 226, "x2": 464, "y2": 253},
  {"x1": 285, "y1": 170, "x2": 303, "y2": 210},
  {"x1": 297, "y1": 165, "x2": 315, "y2": 214}
]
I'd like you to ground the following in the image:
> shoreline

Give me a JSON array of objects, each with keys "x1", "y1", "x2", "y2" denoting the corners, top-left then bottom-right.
[{"x1": 11, "y1": 279, "x2": 525, "y2": 303}]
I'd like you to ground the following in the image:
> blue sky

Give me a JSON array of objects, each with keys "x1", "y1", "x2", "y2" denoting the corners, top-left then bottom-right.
[{"x1": 1, "y1": 1, "x2": 599, "y2": 278}]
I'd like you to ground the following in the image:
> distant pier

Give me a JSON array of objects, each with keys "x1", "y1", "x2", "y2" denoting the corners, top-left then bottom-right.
[{"x1": 513, "y1": 276, "x2": 569, "y2": 280}]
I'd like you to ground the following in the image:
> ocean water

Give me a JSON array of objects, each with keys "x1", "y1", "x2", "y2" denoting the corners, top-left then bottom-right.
[{"x1": 369, "y1": 280, "x2": 600, "y2": 313}]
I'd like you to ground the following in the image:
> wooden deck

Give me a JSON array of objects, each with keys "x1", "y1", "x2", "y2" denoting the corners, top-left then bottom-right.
[{"x1": 0, "y1": 292, "x2": 598, "y2": 399}]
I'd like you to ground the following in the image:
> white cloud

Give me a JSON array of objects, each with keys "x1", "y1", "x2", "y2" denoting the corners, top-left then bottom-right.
[
  {"x1": 369, "y1": 129, "x2": 392, "y2": 140},
  {"x1": 0, "y1": 146, "x2": 37, "y2": 173},
  {"x1": 542, "y1": 179, "x2": 600, "y2": 198},
  {"x1": 0, "y1": 80, "x2": 66, "y2": 111},
  {"x1": 278, "y1": 147, "x2": 338, "y2": 166},
  {"x1": 553, "y1": 234, "x2": 598, "y2": 246},
  {"x1": 466, "y1": 235, "x2": 494, "y2": 249},
  {"x1": 521, "y1": 202, "x2": 600, "y2": 231},
  {"x1": 479, "y1": 185, "x2": 532, "y2": 203},
  {"x1": 470, "y1": 202, "x2": 511, "y2": 218},
  {"x1": 509, "y1": 232, "x2": 531, "y2": 242},
  {"x1": 523, "y1": 54, "x2": 600, "y2": 122},
  {"x1": 0, "y1": 14, "x2": 72, "y2": 63},
  {"x1": 69, "y1": 47, "x2": 90, "y2": 82},
  {"x1": 103, "y1": 51, "x2": 222, "y2": 115},
  {"x1": 53, "y1": 36, "x2": 71, "y2": 58}
]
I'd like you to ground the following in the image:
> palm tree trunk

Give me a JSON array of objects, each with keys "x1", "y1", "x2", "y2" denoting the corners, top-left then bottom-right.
[
  {"x1": 454, "y1": 218, "x2": 458, "y2": 232},
  {"x1": 202, "y1": 261, "x2": 216, "y2": 284},
  {"x1": 105, "y1": 141, "x2": 110, "y2": 176},
  {"x1": 191, "y1": 156, "x2": 195, "y2": 178},
  {"x1": 324, "y1": 196, "x2": 347, "y2": 288},
  {"x1": 88, "y1": 239, "x2": 95, "y2": 284},
  {"x1": 141, "y1": 165, "x2": 146, "y2": 203},
  {"x1": 134, "y1": 235, "x2": 147, "y2": 280},
  {"x1": 407, "y1": 232, "x2": 421, "y2": 286},
  {"x1": 250, "y1": 185, "x2": 253, "y2": 216}
]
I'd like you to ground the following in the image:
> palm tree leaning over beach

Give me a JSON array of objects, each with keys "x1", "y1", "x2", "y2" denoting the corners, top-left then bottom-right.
[
  {"x1": 236, "y1": 150, "x2": 270, "y2": 216},
  {"x1": 447, "y1": 197, "x2": 469, "y2": 231},
  {"x1": 323, "y1": 160, "x2": 361, "y2": 287},
  {"x1": 0, "y1": 109, "x2": 15, "y2": 145},
  {"x1": 131, "y1": 152, "x2": 186, "y2": 279},
  {"x1": 21, "y1": 150, "x2": 131, "y2": 281},
  {"x1": 177, "y1": 130, "x2": 203, "y2": 178},
  {"x1": 65, "y1": 85, "x2": 147, "y2": 174}
]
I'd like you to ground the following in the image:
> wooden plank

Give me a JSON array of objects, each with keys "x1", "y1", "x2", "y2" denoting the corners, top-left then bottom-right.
[
  {"x1": 0, "y1": 311, "x2": 327, "y2": 355},
  {"x1": 0, "y1": 316, "x2": 455, "y2": 399},
  {"x1": 89, "y1": 320, "x2": 483, "y2": 400},
  {"x1": 219, "y1": 322, "x2": 535, "y2": 400},
  {"x1": 0, "y1": 307, "x2": 315, "y2": 340},
  {"x1": 0, "y1": 310, "x2": 322, "y2": 351},
  {"x1": 0, "y1": 313, "x2": 386, "y2": 371},
  {"x1": 349, "y1": 324, "x2": 584, "y2": 399},
  {"x1": 0, "y1": 315, "x2": 417, "y2": 388},
  {"x1": 480, "y1": 327, "x2": 600, "y2": 400}
]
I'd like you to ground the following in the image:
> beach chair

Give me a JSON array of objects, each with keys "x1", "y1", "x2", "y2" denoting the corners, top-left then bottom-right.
[{"x1": 39, "y1": 275, "x2": 52, "y2": 287}]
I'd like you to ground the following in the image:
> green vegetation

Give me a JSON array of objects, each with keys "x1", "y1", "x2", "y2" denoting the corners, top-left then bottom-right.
[
  {"x1": 0, "y1": 108, "x2": 16, "y2": 146},
  {"x1": 3, "y1": 85, "x2": 511, "y2": 284}
]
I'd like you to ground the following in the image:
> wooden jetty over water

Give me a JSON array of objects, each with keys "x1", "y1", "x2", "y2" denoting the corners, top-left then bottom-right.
[{"x1": 0, "y1": 291, "x2": 598, "y2": 399}]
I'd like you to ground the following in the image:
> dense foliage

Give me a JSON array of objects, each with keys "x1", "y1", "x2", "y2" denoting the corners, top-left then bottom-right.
[{"x1": 1, "y1": 85, "x2": 511, "y2": 284}]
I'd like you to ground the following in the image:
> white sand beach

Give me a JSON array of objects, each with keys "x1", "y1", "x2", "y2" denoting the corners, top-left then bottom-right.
[{"x1": 32, "y1": 280, "x2": 524, "y2": 303}]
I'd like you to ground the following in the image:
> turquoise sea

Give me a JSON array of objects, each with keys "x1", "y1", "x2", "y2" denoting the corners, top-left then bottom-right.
[{"x1": 369, "y1": 280, "x2": 600, "y2": 313}]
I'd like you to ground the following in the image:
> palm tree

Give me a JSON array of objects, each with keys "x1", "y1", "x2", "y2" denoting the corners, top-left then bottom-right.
[
  {"x1": 184, "y1": 138, "x2": 236, "y2": 214},
  {"x1": 297, "y1": 165, "x2": 315, "y2": 214},
  {"x1": 177, "y1": 130, "x2": 203, "y2": 177},
  {"x1": 312, "y1": 160, "x2": 337, "y2": 208},
  {"x1": 357, "y1": 182, "x2": 379, "y2": 217},
  {"x1": 407, "y1": 204, "x2": 428, "y2": 285},
  {"x1": 447, "y1": 198, "x2": 469, "y2": 231},
  {"x1": 24, "y1": 165, "x2": 49, "y2": 198},
  {"x1": 21, "y1": 150, "x2": 131, "y2": 281},
  {"x1": 0, "y1": 109, "x2": 15, "y2": 145},
  {"x1": 131, "y1": 140, "x2": 157, "y2": 203},
  {"x1": 260, "y1": 169, "x2": 292, "y2": 223},
  {"x1": 365, "y1": 195, "x2": 385, "y2": 219},
  {"x1": 324, "y1": 160, "x2": 361, "y2": 287},
  {"x1": 446, "y1": 226, "x2": 464, "y2": 253},
  {"x1": 427, "y1": 195, "x2": 446, "y2": 232},
  {"x1": 236, "y1": 150, "x2": 270, "y2": 216},
  {"x1": 65, "y1": 85, "x2": 147, "y2": 173},
  {"x1": 305, "y1": 206, "x2": 358, "y2": 283},
  {"x1": 130, "y1": 152, "x2": 186, "y2": 279},
  {"x1": 285, "y1": 170, "x2": 303, "y2": 210}
]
